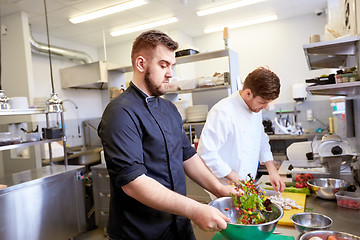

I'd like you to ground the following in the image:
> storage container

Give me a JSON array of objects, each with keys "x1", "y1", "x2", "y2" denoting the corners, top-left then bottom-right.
[{"x1": 335, "y1": 191, "x2": 360, "y2": 209}]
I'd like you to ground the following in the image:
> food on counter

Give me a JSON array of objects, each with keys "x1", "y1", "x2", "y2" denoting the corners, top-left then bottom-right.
[
  {"x1": 335, "y1": 191, "x2": 360, "y2": 210},
  {"x1": 295, "y1": 173, "x2": 314, "y2": 191},
  {"x1": 326, "y1": 236, "x2": 338, "y2": 240},
  {"x1": 309, "y1": 237, "x2": 323, "y2": 240},
  {"x1": 268, "y1": 194, "x2": 303, "y2": 210},
  {"x1": 229, "y1": 174, "x2": 272, "y2": 224},
  {"x1": 308, "y1": 236, "x2": 339, "y2": 240}
]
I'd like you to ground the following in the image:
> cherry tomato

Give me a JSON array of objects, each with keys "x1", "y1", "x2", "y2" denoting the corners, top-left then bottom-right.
[
  {"x1": 295, "y1": 182, "x2": 305, "y2": 188},
  {"x1": 296, "y1": 174, "x2": 305, "y2": 182},
  {"x1": 303, "y1": 173, "x2": 314, "y2": 180}
]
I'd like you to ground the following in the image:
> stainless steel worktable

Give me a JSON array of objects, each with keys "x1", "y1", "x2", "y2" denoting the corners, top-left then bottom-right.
[
  {"x1": 0, "y1": 165, "x2": 87, "y2": 240},
  {"x1": 258, "y1": 175, "x2": 360, "y2": 239}
]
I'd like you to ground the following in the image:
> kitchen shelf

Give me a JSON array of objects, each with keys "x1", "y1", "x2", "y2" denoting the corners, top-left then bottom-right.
[
  {"x1": 0, "y1": 108, "x2": 45, "y2": 116},
  {"x1": 166, "y1": 84, "x2": 230, "y2": 94},
  {"x1": 0, "y1": 138, "x2": 63, "y2": 151},
  {"x1": 303, "y1": 36, "x2": 360, "y2": 70},
  {"x1": 306, "y1": 81, "x2": 360, "y2": 96},
  {"x1": 0, "y1": 110, "x2": 68, "y2": 168},
  {"x1": 183, "y1": 121, "x2": 206, "y2": 127},
  {"x1": 175, "y1": 48, "x2": 233, "y2": 64},
  {"x1": 303, "y1": 36, "x2": 360, "y2": 97}
]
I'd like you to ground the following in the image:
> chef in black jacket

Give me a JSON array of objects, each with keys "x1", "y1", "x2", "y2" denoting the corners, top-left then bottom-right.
[{"x1": 98, "y1": 30, "x2": 235, "y2": 240}]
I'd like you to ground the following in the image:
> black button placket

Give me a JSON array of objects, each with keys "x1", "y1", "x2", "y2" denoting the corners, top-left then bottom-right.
[{"x1": 145, "y1": 97, "x2": 176, "y2": 190}]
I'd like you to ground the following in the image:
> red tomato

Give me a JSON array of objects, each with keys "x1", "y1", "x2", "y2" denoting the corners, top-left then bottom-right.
[
  {"x1": 296, "y1": 174, "x2": 305, "y2": 182},
  {"x1": 295, "y1": 182, "x2": 305, "y2": 188},
  {"x1": 303, "y1": 173, "x2": 314, "y2": 180}
]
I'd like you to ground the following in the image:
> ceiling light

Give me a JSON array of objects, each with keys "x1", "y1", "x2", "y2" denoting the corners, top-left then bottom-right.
[
  {"x1": 111, "y1": 17, "x2": 178, "y2": 37},
  {"x1": 69, "y1": 0, "x2": 148, "y2": 24},
  {"x1": 204, "y1": 14, "x2": 278, "y2": 33},
  {"x1": 197, "y1": 0, "x2": 266, "y2": 16}
]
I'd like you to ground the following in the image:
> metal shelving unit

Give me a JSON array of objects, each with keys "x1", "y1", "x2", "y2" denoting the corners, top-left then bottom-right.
[
  {"x1": 303, "y1": 36, "x2": 360, "y2": 97},
  {"x1": 0, "y1": 108, "x2": 68, "y2": 166}
]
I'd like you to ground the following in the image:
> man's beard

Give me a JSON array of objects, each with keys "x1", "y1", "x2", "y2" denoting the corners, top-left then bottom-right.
[{"x1": 144, "y1": 68, "x2": 168, "y2": 96}]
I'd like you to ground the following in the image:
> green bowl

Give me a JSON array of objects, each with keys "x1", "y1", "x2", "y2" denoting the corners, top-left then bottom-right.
[{"x1": 209, "y1": 197, "x2": 284, "y2": 240}]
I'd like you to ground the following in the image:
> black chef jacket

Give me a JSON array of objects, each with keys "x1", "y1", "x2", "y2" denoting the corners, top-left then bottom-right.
[{"x1": 98, "y1": 82, "x2": 197, "y2": 240}]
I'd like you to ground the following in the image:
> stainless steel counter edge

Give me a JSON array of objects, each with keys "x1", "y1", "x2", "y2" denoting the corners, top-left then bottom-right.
[
  {"x1": 0, "y1": 165, "x2": 85, "y2": 194},
  {"x1": 268, "y1": 133, "x2": 318, "y2": 140}
]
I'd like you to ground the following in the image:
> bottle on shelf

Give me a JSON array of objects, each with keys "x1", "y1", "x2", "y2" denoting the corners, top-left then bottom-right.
[
  {"x1": 223, "y1": 27, "x2": 230, "y2": 49},
  {"x1": 193, "y1": 135, "x2": 199, "y2": 151}
]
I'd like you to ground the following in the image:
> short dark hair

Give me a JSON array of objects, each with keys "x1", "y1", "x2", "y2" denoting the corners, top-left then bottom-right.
[
  {"x1": 131, "y1": 30, "x2": 179, "y2": 66},
  {"x1": 243, "y1": 67, "x2": 280, "y2": 100}
]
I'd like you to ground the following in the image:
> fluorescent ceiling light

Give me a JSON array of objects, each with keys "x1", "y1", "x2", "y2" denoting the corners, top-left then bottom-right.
[
  {"x1": 197, "y1": 0, "x2": 266, "y2": 16},
  {"x1": 69, "y1": 0, "x2": 148, "y2": 24},
  {"x1": 204, "y1": 14, "x2": 278, "y2": 33},
  {"x1": 111, "y1": 17, "x2": 178, "y2": 37}
]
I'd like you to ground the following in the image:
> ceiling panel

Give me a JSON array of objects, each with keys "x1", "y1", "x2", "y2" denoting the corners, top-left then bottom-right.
[{"x1": 0, "y1": 0, "x2": 328, "y2": 47}]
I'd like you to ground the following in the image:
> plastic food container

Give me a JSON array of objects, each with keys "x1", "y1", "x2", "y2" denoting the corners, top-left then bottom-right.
[
  {"x1": 335, "y1": 191, "x2": 360, "y2": 210},
  {"x1": 0, "y1": 132, "x2": 13, "y2": 146},
  {"x1": 25, "y1": 132, "x2": 41, "y2": 142},
  {"x1": 0, "y1": 132, "x2": 21, "y2": 145}
]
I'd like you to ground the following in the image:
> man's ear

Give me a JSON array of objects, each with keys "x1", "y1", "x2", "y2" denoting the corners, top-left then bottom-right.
[
  {"x1": 135, "y1": 56, "x2": 146, "y2": 73},
  {"x1": 244, "y1": 89, "x2": 252, "y2": 98}
]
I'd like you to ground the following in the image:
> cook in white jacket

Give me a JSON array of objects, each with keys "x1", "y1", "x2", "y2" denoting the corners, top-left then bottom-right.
[{"x1": 198, "y1": 67, "x2": 285, "y2": 192}]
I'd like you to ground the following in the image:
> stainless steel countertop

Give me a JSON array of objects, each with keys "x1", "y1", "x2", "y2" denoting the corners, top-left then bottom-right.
[
  {"x1": 268, "y1": 134, "x2": 317, "y2": 140},
  {"x1": 258, "y1": 175, "x2": 360, "y2": 239},
  {"x1": 0, "y1": 165, "x2": 85, "y2": 194}
]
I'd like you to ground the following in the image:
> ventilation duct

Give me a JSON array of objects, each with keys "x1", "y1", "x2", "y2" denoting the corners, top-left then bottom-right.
[{"x1": 29, "y1": 31, "x2": 92, "y2": 64}]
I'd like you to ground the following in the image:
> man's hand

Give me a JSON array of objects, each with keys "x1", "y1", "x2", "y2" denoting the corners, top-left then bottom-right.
[
  {"x1": 264, "y1": 161, "x2": 285, "y2": 192},
  {"x1": 190, "y1": 204, "x2": 230, "y2": 232},
  {"x1": 269, "y1": 173, "x2": 285, "y2": 192}
]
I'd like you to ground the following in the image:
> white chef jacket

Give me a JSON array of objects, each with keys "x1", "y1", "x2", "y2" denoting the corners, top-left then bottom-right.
[{"x1": 197, "y1": 91, "x2": 273, "y2": 184}]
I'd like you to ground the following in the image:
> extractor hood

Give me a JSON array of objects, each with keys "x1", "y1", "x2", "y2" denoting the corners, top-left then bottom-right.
[{"x1": 60, "y1": 61, "x2": 108, "y2": 89}]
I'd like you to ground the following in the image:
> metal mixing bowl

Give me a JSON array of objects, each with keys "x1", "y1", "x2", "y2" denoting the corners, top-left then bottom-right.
[
  {"x1": 307, "y1": 178, "x2": 350, "y2": 200},
  {"x1": 208, "y1": 197, "x2": 284, "y2": 240},
  {"x1": 291, "y1": 212, "x2": 333, "y2": 234},
  {"x1": 299, "y1": 230, "x2": 360, "y2": 240}
]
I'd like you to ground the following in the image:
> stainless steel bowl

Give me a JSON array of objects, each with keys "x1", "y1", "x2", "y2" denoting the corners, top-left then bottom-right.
[
  {"x1": 299, "y1": 230, "x2": 360, "y2": 240},
  {"x1": 291, "y1": 212, "x2": 333, "y2": 234},
  {"x1": 208, "y1": 197, "x2": 284, "y2": 240},
  {"x1": 307, "y1": 178, "x2": 350, "y2": 200}
]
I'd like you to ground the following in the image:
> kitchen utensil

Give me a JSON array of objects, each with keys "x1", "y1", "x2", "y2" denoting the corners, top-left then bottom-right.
[
  {"x1": 299, "y1": 230, "x2": 360, "y2": 240},
  {"x1": 307, "y1": 178, "x2": 351, "y2": 200},
  {"x1": 208, "y1": 197, "x2": 284, "y2": 240},
  {"x1": 291, "y1": 212, "x2": 333, "y2": 234}
]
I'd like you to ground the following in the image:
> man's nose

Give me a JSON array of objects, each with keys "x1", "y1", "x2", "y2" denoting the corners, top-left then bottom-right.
[{"x1": 166, "y1": 67, "x2": 173, "y2": 78}]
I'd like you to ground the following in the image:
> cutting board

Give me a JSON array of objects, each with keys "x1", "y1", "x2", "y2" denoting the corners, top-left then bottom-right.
[
  {"x1": 273, "y1": 192, "x2": 307, "y2": 226},
  {"x1": 0, "y1": 184, "x2": 7, "y2": 190}
]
